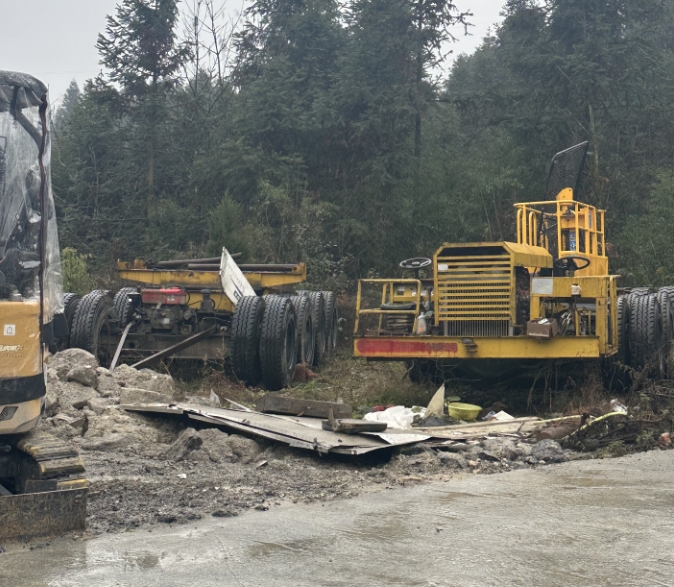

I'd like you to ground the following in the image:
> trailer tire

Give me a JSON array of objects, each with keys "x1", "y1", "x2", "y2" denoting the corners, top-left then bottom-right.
[
  {"x1": 300, "y1": 291, "x2": 326, "y2": 367},
  {"x1": 321, "y1": 291, "x2": 339, "y2": 355},
  {"x1": 259, "y1": 295, "x2": 297, "y2": 390},
  {"x1": 629, "y1": 293, "x2": 664, "y2": 377},
  {"x1": 614, "y1": 295, "x2": 630, "y2": 366},
  {"x1": 56, "y1": 293, "x2": 82, "y2": 350},
  {"x1": 70, "y1": 290, "x2": 116, "y2": 367},
  {"x1": 288, "y1": 295, "x2": 315, "y2": 366},
  {"x1": 230, "y1": 296, "x2": 266, "y2": 386},
  {"x1": 113, "y1": 287, "x2": 138, "y2": 328},
  {"x1": 657, "y1": 289, "x2": 674, "y2": 377}
]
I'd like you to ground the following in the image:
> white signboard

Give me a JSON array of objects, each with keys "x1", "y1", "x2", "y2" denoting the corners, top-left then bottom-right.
[
  {"x1": 532, "y1": 277, "x2": 554, "y2": 295},
  {"x1": 220, "y1": 247, "x2": 256, "y2": 306}
]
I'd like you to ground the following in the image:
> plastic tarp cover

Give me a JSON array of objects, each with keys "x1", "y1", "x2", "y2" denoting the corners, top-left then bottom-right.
[{"x1": 0, "y1": 71, "x2": 64, "y2": 323}]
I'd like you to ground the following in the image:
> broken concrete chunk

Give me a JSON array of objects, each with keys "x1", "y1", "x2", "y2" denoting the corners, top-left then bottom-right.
[
  {"x1": 67, "y1": 365, "x2": 99, "y2": 389},
  {"x1": 87, "y1": 397, "x2": 116, "y2": 415},
  {"x1": 49, "y1": 348, "x2": 98, "y2": 380},
  {"x1": 199, "y1": 427, "x2": 231, "y2": 463},
  {"x1": 120, "y1": 388, "x2": 171, "y2": 405},
  {"x1": 51, "y1": 412, "x2": 88, "y2": 434},
  {"x1": 113, "y1": 364, "x2": 175, "y2": 394},
  {"x1": 437, "y1": 452, "x2": 468, "y2": 470},
  {"x1": 225, "y1": 435, "x2": 262, "y2": 464},
  {"x1": 481, "y1": 438, "x2": 518, "y2": 461},
  {"x1": 163, "y1": 428, "x2": 203, "y2": 462},
  {"x1": 516, "y1": 442, "x2": 533, "y2": 458},
  {"x1": 531, "y1": 439, "x2": 566, "y2": 463},
  {"x1": 49, "y1": 380, "x2": 99, "y2": 412}
]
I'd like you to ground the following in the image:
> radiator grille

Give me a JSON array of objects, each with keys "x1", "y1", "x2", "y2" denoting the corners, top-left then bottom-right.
[
  {"x1": 0, "y1": 406, "x2": 18, "y2": 421},
  {"x1": 436, "y1": 253, "x2": 513, "y2": 324},
  {"x1": 445, "y1": 320, "x2": 510, "y2": 337}
]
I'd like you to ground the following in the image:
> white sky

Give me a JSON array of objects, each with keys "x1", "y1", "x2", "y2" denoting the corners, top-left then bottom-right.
[{"x1": 0, "y1": 0, "x2": 504, "y2": 106}]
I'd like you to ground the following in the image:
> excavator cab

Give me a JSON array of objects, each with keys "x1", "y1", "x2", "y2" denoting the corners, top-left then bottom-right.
[{"x1": 0, "y1": 71, "x2": 86, "y2": 541}]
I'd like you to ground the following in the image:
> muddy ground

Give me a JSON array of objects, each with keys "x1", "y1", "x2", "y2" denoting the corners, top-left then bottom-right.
[{"x1": 37, "y1": 349, "x2": 666, "y2": 536}]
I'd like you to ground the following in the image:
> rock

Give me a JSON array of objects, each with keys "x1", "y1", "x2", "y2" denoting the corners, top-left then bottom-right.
[
  {"x1": 48, "y1": 349, "x2": 98, "y2": 380},
  {"x1": 516, "y1": 442, "x2": 533, "y2": 458},
  {"x1": 398, "y1": 443, "x2": 436, "y2": 457},
  {"x1": 46, "y1": 368, "x2": 59, "y2": 383},
  {"x1": 50, "y1": 413, "x2": 88, "y2": 436},
  {"x1": 120, "y1": 388, "x2": 171, "y2": 405},
  {"x1": 87, "y1": 397, "x2": 116, "y2": 415},
  {"x1": 481, "y1": 438, "x2": 518, "y2": 461},
  {"x1": 44, "y1": 387, "x2": 59, "y2": 416},
  {"x1": 199, "y1": 428, "x2": 231, "y2": 463},
  {"x1": 464, "y1": 444, "x2": 483, "y2": 459},
  {"x1": 80, "y1": 433, "x2": 134, "y2": 452},
  {"x1": 225, "y1": 435, "x2": 262, "y2": 464},
  {"x1": 163, "y1": 428, "x2": 203, "y2": 462},
  {"x1": 97, "y1": 368, "x2": 122, "y2": 398},
  {"x1": 444, "y1": 442, "x2": 468, "y2": 453},
  {"x1": 83, "y1": 409, "x2": 161, "y2": 450},
  {"x1": 47, "y1": 379, "x2": 98, "y2": 414},
  {"x1": 437, "y1": 452, "x2": 468, "y2": 470},
  {"x1": 112, "y1": 364, "x2": 175, "y2": 394},
  {"x1": 67, "y1": 365, "x2": 99, "y2": 389},
  {"x1": 531, "y1": 439, "x2": 566, "y2": 463}
]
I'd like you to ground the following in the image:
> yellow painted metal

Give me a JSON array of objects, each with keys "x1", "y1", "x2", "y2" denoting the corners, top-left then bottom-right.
[
  {"x1": 0, "y1": 300, "x2": 42, "y2": 378},
  {"x1": 354, "y1": 279, "x2": 422, "y2": 335},
  {"x1": 353, "y1": 186, "x2": 620, "y2": 364},
  {"x1": 513, "y1": 195, "x2": 607, "y2": 277},
  {"x1": 0, "y1": 398, "x2": 42, "y2": 435},
  {"x1": 353, "y1": 334, "x2": 601, "y2": 359},
  {"x1": 117, "y1": 260, "x2": 307, "y2": 297}
]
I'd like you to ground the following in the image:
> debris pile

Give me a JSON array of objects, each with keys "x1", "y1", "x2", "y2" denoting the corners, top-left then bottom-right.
[{"x1": 38, "y1": 350, "x2": 673, "y2": 535}]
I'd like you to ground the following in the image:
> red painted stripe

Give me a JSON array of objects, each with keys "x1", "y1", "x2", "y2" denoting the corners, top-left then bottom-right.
[{"x1": 355, "y1": 338, "x2": 458, "y2": 357}]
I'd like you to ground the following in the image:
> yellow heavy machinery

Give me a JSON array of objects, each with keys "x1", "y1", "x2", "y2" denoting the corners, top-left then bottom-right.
[
  {"x1": 70, "y1": 256, "x2": 338, "y2": 391},
  {"x1": 354, "y1": 142, "x2": 673, "y2": 383},
  {"x1": 0, "y1": 71, "x2": 86, "y2": 541}
]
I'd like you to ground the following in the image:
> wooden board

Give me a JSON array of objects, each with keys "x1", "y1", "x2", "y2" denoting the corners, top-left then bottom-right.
[{"x1": 255, "y1": 395, "x2": 352, "y2": 419}]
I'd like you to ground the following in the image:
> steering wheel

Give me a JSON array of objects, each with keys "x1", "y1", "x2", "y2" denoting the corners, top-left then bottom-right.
[
  {"x1": 400, "y1": 257, "x2": 432, "y2": 270},
  {"x1": 554, "y1": 255, "x2": 591, "y2": 271}
]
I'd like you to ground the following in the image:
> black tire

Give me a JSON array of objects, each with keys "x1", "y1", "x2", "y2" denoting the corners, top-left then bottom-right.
[
  {"x1": 603, "y1": 295, "x2": 630, "y2": 389},
  {"x1": 113, "y1": 287, "x2": 138, "y2": 328},
  {"x1": 628, "y1": 293, "x2": 664, "y2": 376},
  {"x1": 230, "y1": 296, "x2": 266, "y2": 386},
  {"x1": 70, "y1": 290, "x2": 116, "y2": 367},
  {"x1": 321, "y1": 291, "x2": 339, "y2": 355},
  {"x1": 614, "y1": 295, "x2": 630, "y2": 365},
  {"x1": 656, "y1": 287, "x2": 674, "y2": 378},
  {"x1": 259, "y1": 295, "x2": 297, "y2": 390},
  {"x1": 288, "y1": 295, "x2": 315, "y2": 366},
  {"x1": 56, "y1": 293, "x2": 82, "y2": 351},
  {"x1": 300, "y1": 291, "x2": 326, "y2": 367}
]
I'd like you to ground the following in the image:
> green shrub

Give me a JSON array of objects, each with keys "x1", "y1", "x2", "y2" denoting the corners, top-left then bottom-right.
[{"x1": 61, "y1": 247, "x2": 96, "y2": 294}]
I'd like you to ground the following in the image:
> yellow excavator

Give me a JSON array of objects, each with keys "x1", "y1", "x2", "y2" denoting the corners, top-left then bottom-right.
[{"x1": 0, "y1": 71, "x2": 86, "y2": 541}]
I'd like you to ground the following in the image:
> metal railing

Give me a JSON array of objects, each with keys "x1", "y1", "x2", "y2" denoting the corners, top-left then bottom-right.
[{"x1": 354, "y1": 278, "x2": 422, "y2": 336}]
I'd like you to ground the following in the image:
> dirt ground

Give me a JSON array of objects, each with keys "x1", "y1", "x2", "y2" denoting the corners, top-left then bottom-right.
[{"x1": 37, "y1": 347, "x2": 669, "y2": 537}]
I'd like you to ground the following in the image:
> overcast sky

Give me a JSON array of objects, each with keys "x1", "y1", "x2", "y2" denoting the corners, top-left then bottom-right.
[{"x1": 0, "y1": 0, "x2": 504, "y2": 106}]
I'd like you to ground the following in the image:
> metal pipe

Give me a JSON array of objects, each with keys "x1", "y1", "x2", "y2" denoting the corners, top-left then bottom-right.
[{"x1": 152, "y1": 255, "x2": 241, "y2": 268}]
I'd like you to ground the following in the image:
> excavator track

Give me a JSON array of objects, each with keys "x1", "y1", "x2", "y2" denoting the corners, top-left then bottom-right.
[{"x1": 0, "y1": 433, "x2": 87, "y2": 542}]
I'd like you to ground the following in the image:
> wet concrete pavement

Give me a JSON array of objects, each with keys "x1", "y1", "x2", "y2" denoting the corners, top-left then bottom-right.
[{"x1": 2, "y1": 450, "x2": 674, "y2": 587}]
